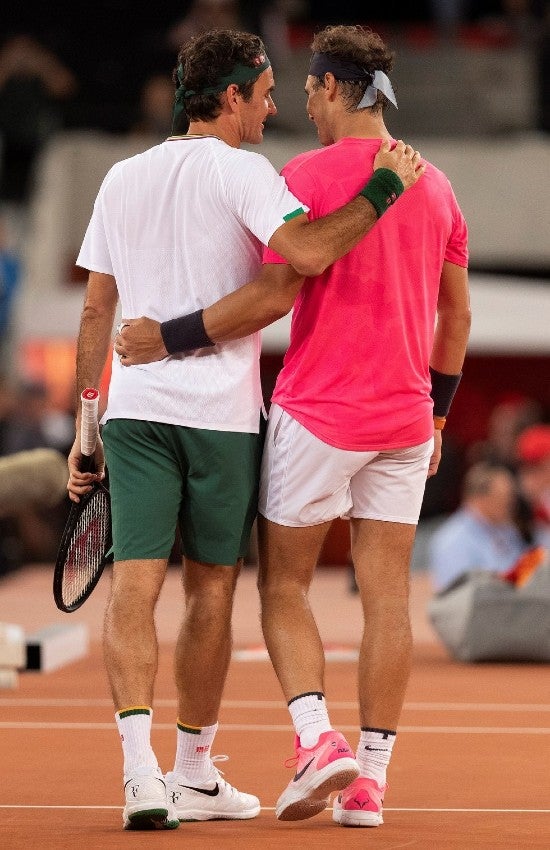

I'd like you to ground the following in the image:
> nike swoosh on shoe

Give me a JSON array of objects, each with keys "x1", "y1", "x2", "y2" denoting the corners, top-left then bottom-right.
[
  {"x1": 293, "y1": 759, "x2": 314, "y2": 782},
  {"x1": 179, "y1": 783, "x2": 220, "y2": 797}
]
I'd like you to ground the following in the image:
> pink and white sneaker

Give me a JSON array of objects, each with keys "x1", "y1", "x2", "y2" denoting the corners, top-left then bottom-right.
[
  {"x1": 332, "y1": 776, "x2": 387, "y2": 827},
  {"x1": 275, "y1": 730, "x2": 359, "y2": 821}
]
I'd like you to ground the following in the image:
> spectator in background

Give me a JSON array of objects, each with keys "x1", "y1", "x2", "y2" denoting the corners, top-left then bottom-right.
[
  {"x1": 166, "y1": 1, "x2": 293, "y2": 68},
  {"x1": 166, "y1": 1, "x2": 241, "y2": 49},
  {"x1": 239, "y1": 1, "x2": 293, "y2": 65},
  {"x1": 0, "y1": 213, "x2": 22, "y2": 368},
  {"x1": 467, "y1": 393, "x2": 543, "y2": 471},
  {"x1": 428, "y1": 461, "x2": 528, "y2": 593},
  {"x1": 1, "y1": 380, "x2": 73, "y2": 456},
  {"x1": 517, "y1": 424, "x2": 550, "y2": 551},
  {"x1": 0, "y1": 35, "x2": 77, "y2": 203},
  {"x1": 465, "y1": 394, "x2": 544, "y2": 541},
  {"x1": 0, "y1": 378, "x2": 72, "y2": 565}
]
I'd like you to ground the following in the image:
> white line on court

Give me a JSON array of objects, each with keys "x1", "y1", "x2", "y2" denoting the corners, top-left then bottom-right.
[
  {"x1": 2, "y1": 698, "x2": 550, "y2": 711},
  {"x1": 0, "y1": 804, "x2": 549, "y2": 814},
  {"x1": 0, "y1": 721, "x2": 549, "y2": 733}
]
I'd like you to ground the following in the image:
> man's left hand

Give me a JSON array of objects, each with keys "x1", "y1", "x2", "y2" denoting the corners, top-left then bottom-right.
[{"x1": 114, "y1": 317, "x2": 168, "y2": 365}]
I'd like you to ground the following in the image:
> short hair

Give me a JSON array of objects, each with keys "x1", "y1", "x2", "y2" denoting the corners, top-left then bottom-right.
[
  {"x1": 310, "y1": 25, "x2": 395, "y2": 113},
  {"x1": 174, "y1": 28, "x2": 268, "y2": 127},
  {"x1": 461, "y1": 462, "x2": 513, "y2": 499}
]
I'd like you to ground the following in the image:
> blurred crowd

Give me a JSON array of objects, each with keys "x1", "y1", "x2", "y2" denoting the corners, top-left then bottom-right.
[
  {"x1": 0, "y1": 374, "x2": 74, "y2": 572},
  {"x1": 1, "y1": 2, "x2": 549, "y2": 204},
  {"x1": 427, "y1": 399, "x2": 550, "y2": 594}
]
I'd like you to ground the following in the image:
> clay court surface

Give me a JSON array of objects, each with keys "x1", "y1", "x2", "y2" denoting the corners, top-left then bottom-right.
[{"x1": 1, "y1": 563, "x2": 549, "y2": 849}]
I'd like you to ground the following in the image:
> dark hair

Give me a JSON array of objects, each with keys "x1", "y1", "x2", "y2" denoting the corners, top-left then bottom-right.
[
  {"x1": 174, "y1": 28, "x2": 268, "y2": 129},
  {"x1": 310, "y1": 25, "x2": 395, "y2": 113}
]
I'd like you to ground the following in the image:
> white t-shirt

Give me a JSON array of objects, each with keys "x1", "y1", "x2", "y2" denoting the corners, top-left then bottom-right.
[{"x1": 77, "y1": 136, "x2": 307, "y2": 432}]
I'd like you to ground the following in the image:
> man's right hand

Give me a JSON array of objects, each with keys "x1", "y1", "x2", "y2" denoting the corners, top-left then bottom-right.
[
  {"x1": 374, "y1": 139, "x2": 425, "y2": 189},
  {"x1": 114, "y1": 317, "x2": 168, "y2": 365}
]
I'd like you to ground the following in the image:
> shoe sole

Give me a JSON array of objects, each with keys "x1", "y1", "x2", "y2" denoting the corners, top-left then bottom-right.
[
  {"x1": 123, "y1": 806, "x2": 176, "y2": 830},
  {"x1": 333, "y1": 808, "x2": 383, "y2": 827},
  {"x1": 276, "y1": 761, "x2": 360, "y2": 821}
]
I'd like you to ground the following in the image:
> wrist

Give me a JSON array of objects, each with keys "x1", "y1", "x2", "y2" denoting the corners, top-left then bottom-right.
[
  {"x1": 433, "y1": 416, "x2": 446, "y2": 431},
  {"x1": 160, "y1": 309, "x2": 214, "y2": 355},
  {"x1": 358, "y1": 168, "x2": 404, "y2": 218},
  {"x1": 430, "y1": 367, "x2": 462, "y2": 418}
]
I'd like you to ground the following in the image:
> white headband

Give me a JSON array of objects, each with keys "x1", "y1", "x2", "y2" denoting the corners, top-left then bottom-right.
[{"x1": 356, "y1": 70, "x2": 398, "y2": 109}]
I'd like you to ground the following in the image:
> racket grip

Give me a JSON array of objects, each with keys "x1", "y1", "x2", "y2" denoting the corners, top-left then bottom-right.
[{"x1": 80, "y1": 388, "x2": 100, "y2": 458}]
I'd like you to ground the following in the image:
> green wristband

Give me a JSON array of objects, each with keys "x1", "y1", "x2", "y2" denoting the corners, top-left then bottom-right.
[{"x1": 359, "y1": 168, "x2": 404, "y2": 218}]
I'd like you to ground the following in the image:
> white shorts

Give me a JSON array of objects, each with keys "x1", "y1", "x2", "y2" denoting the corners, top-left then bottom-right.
[{"x1": 258, "y1": 404, "x2": 433, "y2": 527}]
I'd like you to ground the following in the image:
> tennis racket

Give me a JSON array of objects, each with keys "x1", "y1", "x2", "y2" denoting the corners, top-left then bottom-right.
[{"x1": 53, "y1": 388, "x2": 112, "y2": 612}]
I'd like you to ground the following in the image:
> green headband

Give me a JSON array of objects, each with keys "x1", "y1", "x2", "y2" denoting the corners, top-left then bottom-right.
[{"x1": 172, "y1": 55, "x2": 271, "y2": 131}]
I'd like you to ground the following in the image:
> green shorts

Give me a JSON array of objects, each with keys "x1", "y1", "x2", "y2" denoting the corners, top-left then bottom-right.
[{"x1": 102, "y1": 418, "x2": 264, "y2": 565}]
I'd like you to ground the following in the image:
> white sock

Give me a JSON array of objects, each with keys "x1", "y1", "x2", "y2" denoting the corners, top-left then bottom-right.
[
  {"x1": 356, "y1": 727, "x2": 396, "y2": 786},
  {"x1": 288, "y1": 692, "x2": 332, "y2": 749},
  {"x1": 115, "y1": 706, "x2": 158, "y2": 777},
  {"x1": 173, "y1": 721, "x2": 218, "y2": 783}
]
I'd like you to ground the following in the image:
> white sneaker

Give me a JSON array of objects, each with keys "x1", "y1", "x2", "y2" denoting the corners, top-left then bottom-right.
[
  {"x1": 122, "y1": 766, "x2": 179, "y2": 830},
  {"x1": 165, "y1": 755, "x2": 260, "y2": 821}
]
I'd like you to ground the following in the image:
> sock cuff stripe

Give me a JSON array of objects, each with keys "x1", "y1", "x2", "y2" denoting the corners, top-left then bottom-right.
[
  {"x1": 360, "y1": 726, "x2": 396, "y2": 738},
  {"x1": 177, "y1": 721, "x2": 202, "y2": 734},
  {"x1": 288, "y1": 691, "x2": 325, "y2": 706},
  {"x1": 117, "y1": 706, "x2": 152, "y2": 719}
]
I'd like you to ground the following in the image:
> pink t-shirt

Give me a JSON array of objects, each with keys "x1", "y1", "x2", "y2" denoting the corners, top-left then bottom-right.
[{"x1": 263, "y1": 137, "x2": 468, "y2": 451}]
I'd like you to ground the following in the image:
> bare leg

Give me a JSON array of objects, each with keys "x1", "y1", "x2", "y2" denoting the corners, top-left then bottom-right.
[
  {"x1": 104, "y1": 558, "x2": 168, "y2": 708},
  {"x1": 350, "y1": 518, "x2": 416, "y2": 728},
  {"x1": 257, "y1": 516, "x2": 331, "y2": 701},
  {"x1": 175, "y1": 557, "x2": 240, "y2": 725},
  {"x1": 259, "y1": 517, "x2": 360, "y2": 822},
  {"x1": 167, "y1": 558, "x2": 261, "y2": 821}
]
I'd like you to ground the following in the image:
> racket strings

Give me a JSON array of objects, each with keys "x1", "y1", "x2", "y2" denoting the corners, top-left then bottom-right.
[{"x1": 62, "y1": 489, "x2": 111, "y2": 606}]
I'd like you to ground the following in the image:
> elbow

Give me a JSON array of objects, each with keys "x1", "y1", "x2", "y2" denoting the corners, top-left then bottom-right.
[
  {"x1": 440, "y1": 305, "x2": 472, "y2": 335},
  {"x1": 81, "y1": 302, "x2": 106, "y2": 322},
  {"x1": 292, "y1": 255, "x2": 328, "y2": 278},
  {"x1": 288, "y1": 244, "x2": 329, "y2": 278},
  {"x1": 266, "y1": 293, "x2": 296, "y2": 323}
]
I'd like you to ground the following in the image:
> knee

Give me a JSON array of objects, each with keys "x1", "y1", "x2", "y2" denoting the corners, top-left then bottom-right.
[
  {"x1": 108, "y1": 565, "x2": 163, "y2": 615},
  {"x1": 257, "y1": 572, "x2": 306, "y2": 610}
]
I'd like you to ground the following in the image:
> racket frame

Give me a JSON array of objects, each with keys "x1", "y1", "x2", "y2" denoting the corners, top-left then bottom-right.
[{"x1": 53, "y1": 388, "x2": 112, "y2": 613}]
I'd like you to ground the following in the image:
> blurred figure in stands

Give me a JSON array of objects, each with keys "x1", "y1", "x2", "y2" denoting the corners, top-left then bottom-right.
[
  {"x1": 0, "y1": 35, "x2": 77, "y2": 203},
  {"x1": 1, "y1": 380, "x2": 72, "y2": 456},
  {"x1": 167, "y1": 1, "x2": 293, "y2": 67},
  {"x1": 428, "y1": 461, "x2": 527, "y2": 593},
  {"x1": 0, "y1": 212, "x2": 22, "y2": 368},
  {"x1": 517, "y1": 424, "x2": 550, "y2": 551},
  {"x1": 467, "y1": 394, "x2": 543, "y2": 471},
  {"x1": 239, "y1": 0, "x2": 293, "y2": 65},
  {"x1": 0, "y1": 379, "x2": 71, "y2": 566},
  {"x1": 466, "y1": 394, "x2": 544, "y2": 541},
  {"x1": 166, "y1": 1, "x2": 241, "y2": 49}
]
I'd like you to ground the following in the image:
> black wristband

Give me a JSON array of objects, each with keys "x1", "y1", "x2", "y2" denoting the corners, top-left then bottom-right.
[
  {"x1": 358, "y1": 168, "x2": 404, "y2": 218},
  {"x1": 160, "y1": 309, "x2": 214, "y2": 355},
  {"x1": 429, "y1": 367, "x2": 462, "y2": 417}
]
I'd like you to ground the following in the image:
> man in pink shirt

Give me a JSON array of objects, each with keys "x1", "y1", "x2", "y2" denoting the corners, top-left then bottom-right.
[
  {"x1": 115, "y1": 24, "x2": 471, "y2": 829},
  {"x1": 254, "y1": 26, "x2": 470, "y2": 827}
]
